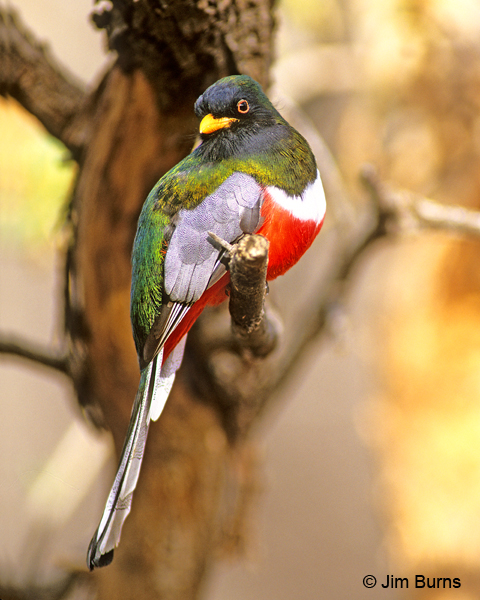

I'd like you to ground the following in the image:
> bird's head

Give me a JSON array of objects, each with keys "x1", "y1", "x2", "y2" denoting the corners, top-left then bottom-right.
[{"x1": 194, "y1": 75, "x2": 284, "y2": 144}]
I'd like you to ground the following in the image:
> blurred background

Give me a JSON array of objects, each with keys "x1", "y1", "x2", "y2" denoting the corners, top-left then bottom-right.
[{"x1": 2, "y1": 0, "x2": 480, "y2": 598}]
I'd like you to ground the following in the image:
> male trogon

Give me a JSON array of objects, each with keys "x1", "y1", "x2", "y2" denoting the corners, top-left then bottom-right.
[{"x1": 87, "y1": 74, "x2": 326, "y2": 569}]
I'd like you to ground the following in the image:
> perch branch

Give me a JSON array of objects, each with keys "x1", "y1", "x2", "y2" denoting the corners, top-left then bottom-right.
[
  {"x1": 0, "y1": 333, "x2": 70, "y2": 376},
  {"x1": 206, "y1": 232, "x2": 280, "y2": 358},
  {"x1": 0, "y1": 7, "x2": 88, "y2": 157},
  {"x1": 228, "y1": 234, "x2": 279, "y2": 357}
]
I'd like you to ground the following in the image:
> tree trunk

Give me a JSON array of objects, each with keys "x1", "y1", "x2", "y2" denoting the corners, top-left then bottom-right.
[{"x1": 66, "y1": 2, "x2": 275, "y2": 597}]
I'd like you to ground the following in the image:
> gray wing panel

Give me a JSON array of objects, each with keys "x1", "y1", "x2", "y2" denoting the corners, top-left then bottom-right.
[{"x1": 164, "y1": 172, "x2": 264, "y2": 304}]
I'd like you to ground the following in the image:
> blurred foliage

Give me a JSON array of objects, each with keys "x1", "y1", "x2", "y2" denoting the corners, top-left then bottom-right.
[
  {"x1": 280, "y1": 0, "x2": 347, "y2": 45},
  {"x1": 0, "y1": 97, "x2": 76, "y2": 255},
  {"x1": 337, "y1": 0, "x2": 480, "y2": 589}
]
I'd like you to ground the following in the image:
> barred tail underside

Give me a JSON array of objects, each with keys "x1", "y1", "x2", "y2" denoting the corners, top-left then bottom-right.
[{"x1": 87, "y1": 351, "x2": 162, "y2": 569}]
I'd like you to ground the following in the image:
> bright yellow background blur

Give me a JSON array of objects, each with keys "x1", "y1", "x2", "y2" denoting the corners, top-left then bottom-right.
[{"x1": 0, "y1": 99, "x2": 75, "y2": 252}]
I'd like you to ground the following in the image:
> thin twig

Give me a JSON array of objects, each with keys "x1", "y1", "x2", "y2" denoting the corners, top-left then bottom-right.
[
  {"x1": 361, "y1": 164, "x2": 480, "y2": 237},
  {"x1": 0, "y1": 334, "x2": 70, "y2": 376},
  {"x1": 207, "y1": 231, "x2": 235, "y2": 254}
]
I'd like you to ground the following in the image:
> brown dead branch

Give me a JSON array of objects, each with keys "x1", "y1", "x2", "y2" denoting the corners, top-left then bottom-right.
[
  {"x1": 228, "y1": 234, "x2": 279, "y2": 357},
  {"x1": 0, "y1": 7, "x2": 88, "y2": 157},
  {"x1": 229, "y1": 234, "x2": 269, "y2": 335}
]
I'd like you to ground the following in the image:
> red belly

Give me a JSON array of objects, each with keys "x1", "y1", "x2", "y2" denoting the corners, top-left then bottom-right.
[
  {"x1": 258, "y1": 193, "x2": 324, "y2": 280},
  {"x1": 163, "y1": 197, "x2": 324, "y2": 361}
]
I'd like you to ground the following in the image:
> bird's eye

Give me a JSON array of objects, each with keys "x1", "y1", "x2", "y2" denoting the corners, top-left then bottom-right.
[{"x1": 237, "y1": 99, "x2": 250, "y2": 114}]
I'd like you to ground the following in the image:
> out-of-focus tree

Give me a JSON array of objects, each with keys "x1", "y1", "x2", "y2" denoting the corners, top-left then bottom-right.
[
  {"x1": 335, "y1": 1, "x2": 480, "y2": 597},
  {"x1": 275, "y1": 0, "x2": 480, "y2": 596}
]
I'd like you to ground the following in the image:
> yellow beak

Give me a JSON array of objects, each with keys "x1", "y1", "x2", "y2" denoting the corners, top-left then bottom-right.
[{"x1": 199, "y1": 114, "x2": 238, "y2": 135}]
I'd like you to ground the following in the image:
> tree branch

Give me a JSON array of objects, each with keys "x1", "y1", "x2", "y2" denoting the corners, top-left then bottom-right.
[
  {"x1": 0, "y1": 333, "x2": 69, "y2": 376},
  {"x1": 228, "y1": 234, "x2": 279, "y2": 357},
  {"x1": 361, "y1": 164, "x2": 480, "y2": 237},
  {"x1": 0, "y1": 7, "x2": 88, "y2": 158}
]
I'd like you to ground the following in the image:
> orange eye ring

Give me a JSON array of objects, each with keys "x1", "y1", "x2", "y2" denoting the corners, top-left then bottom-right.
[{"x1": 237, "y1": 99, "x2": 250, "y2": 114}]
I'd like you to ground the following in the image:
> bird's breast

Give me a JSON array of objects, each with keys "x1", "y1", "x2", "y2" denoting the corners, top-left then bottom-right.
[{"x1": 258, "y1": 171, "x2": 326, "y2": 280}]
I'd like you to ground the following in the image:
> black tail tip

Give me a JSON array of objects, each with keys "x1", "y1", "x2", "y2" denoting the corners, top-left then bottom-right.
[{"x1": 87, "y1": 546, "x2": 114, "y2": 571}]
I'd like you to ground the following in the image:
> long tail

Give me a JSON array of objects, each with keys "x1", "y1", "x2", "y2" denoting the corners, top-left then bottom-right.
[{"x1": 87, "y1": 337, "x2": 186, "y2": 570}]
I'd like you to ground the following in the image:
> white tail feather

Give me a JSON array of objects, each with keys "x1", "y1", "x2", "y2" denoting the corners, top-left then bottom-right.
[
  {"x1": 87, "y1": 360, "x2": 153, "y2": 569},
  {"x1": 149, "y1": 337, "x2": 186, "y2": 422},
  {"x1": 87, "y1": 330, "x2": 187, "y2": 569},
  {"x1": 87, "y1": 347, "x2": 182, "y2": 570}
]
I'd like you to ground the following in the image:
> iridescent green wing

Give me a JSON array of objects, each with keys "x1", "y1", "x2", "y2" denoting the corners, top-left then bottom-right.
[
  {"x1": 130, "y1": 189, "x2": 169, "y2": 360},
  {"x1": 129, "y1": 150, "x2": 234, "y2": 363}
]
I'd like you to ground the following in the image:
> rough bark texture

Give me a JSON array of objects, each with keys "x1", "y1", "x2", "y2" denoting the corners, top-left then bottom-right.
[{"x1": 229, "y1": 235, "x2": 269, "y2": 335}]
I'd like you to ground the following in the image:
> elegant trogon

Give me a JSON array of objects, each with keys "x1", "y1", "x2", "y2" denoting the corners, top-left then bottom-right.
[{"x1": 87, "y1": 74, "x2": 326, "y2": 569}]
